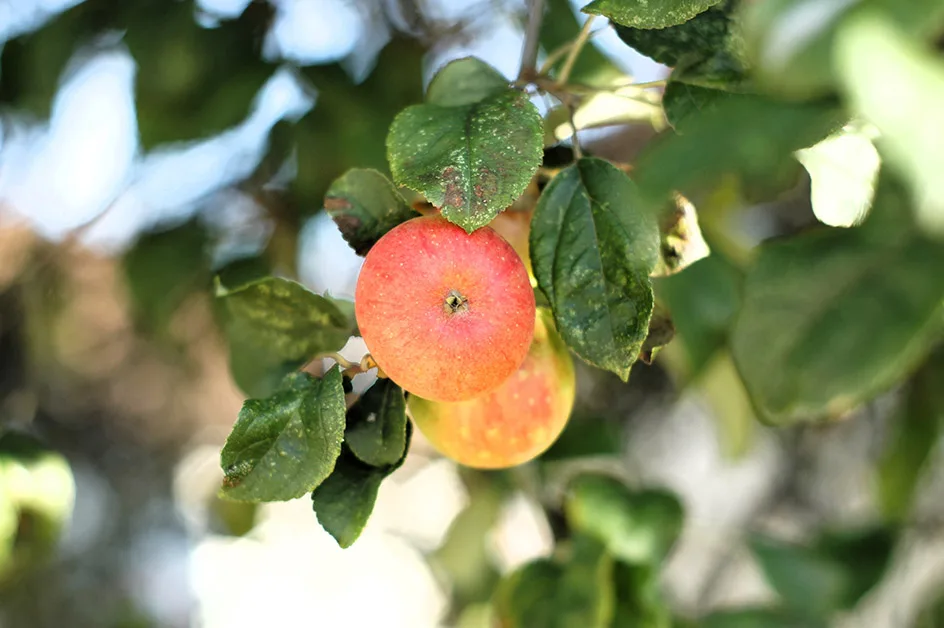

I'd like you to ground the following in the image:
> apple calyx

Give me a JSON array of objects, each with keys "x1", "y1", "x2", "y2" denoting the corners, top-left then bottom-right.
[{"x1": 443, "y1": 289, "x2": 470, "y2": 315}]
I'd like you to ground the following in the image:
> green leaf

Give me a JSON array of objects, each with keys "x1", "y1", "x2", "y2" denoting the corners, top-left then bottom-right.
[
  {"x1": 431, "y1": 472, "x2": 505, "y2": 608},
  {"x1": 916, "y1": 589, "x2": 944, "y2": 627},
  {"x1": 661, "y1": 81, "x2": 731, "y2": 130},
  {"x1": 494, "y1": 560, "x2": 563, "y2": 628},
  {"x1": 585, "y1": 0, "x2": 723, "y2": 29},
  {"x1": 612, "y1": 563, "x2": 673, "y2": 627},
  {"x1": 749, "y1": 528, "x2": 895, "y2": 617},
  {"x1": 208, "y1": 498, "x2": 258, "y2": 537},
  {"x1": 635, "y1": 92, "x2": 844, "y2": 202},
  {"x1": 425, "y1": 57, "x2": 508, "y2": 107},
  {"x1": 741, "y1": 0, "x2": 944, "y2": 99},
  {"x1": 701, "y1": 608, "x2": 823, "y2": 628},
  {"x1": 541, "y1": 416, "x2": 624, "y2": 461},
  {"x1": 835, "y1": 11, "x2": 944, "y2": 237},
  {"x1": 310, "y1": 449, "x2": 385, "y2": 548},
  {"x1": 386, "y1": 88, "x2": 543, "y2": 232},
  {"x1": 739, "y1": 0, "x2": 847, "y2": 98},
  {"x1": 220, "y1": 369, "x2": 346, "y2": 502},
  {"x1": 311, "y1": 422, "x2": 412, "y2": 548},
  {"x1": 494, "y1": 536, "x2": 615, "y2": 628},
  {"x1": 217, "y1": 277, "x2": 354, "y2": 360},
  {"x1": 344, "y1": 378, "x2": 408, "y2": 467},
  {"x1": 655, "y1": 252, "x2": 742, "y2": 378},
  {"x1": 530, "y1": 158, "x2": 659, "y2": 380},
  {"x1": 696, "y1": 352, "x2": 757, "y2": 459},
  {"x1": 877, "y1": 348, "x2": 944, "y2": 520},
  {"x1": 565, "y1": 474, "x2": 683, "y2": 566},
  {"x1": 123, "y1": 219, "x2": 210, "y2": 332},
  {"x1": 795, "y1": 124, "x2": 880, "y2": 228},
  {"x1": 0, "y1": 482, "x2": 14, "y2": 578},
  {"x1": 731, "y1": 181, "x2": 944, "y2": 425},
  {"x1": 613, "y1": 1, "x2": 736, "y2": 67},
  {"x1": 324, "y1": 169, "x2": 417, "y2": 256},
  {"x1": 217, "y1": 276, "x2": 355, "y2": 397}
]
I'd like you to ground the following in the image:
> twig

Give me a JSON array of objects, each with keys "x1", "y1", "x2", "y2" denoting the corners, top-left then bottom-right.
[
  {"x1": 518, "y1": 0, "x2": 546, "y2": 81},
  {"x1": 556, "y1": 15, "x2": 595, "y2": 88},
  {"x1": 567, "y1": 104, "x2": 583, "y2": 159},
  {"x1": 537, "y1": 25, "x2": 607, "y2": 77}
]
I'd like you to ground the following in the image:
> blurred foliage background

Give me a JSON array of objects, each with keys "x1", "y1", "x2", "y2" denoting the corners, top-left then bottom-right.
[{"x1": 0, "y1": 1, "x2": 943, "y2": 627}]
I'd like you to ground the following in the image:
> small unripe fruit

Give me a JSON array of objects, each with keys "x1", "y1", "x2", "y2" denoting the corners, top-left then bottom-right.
[
  {"x1": 355, "y1": 215, "x2": 535, "y2": 402},
  {"x1": 408, "y1": 309, "x2": 576, "y2": 469}
]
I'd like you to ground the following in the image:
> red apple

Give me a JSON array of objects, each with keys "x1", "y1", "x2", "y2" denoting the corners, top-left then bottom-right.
[
  {"x1": 408, "y1": 309, "x2": 576, "y2": 469},
  {"x1": 355, "y1": 215, "x2": 535, "y2": 402}
]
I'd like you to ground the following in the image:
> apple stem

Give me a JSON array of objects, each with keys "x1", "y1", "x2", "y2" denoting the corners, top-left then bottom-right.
[{"x1": 317, "y1": 352, "x2": 387, "y2": 379}]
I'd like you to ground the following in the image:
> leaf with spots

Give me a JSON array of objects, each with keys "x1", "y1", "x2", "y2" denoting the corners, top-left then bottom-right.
[
  {"x1": 216, "y1": 276, "x2": 355, "y2": 397},
  {"x1": 425, "y1": 57, "x2": 509, "y2": 107},
  {"x1": 344, "y1": 378, "x2": 408, "y2": 467},
  {"x1": 220, "y1": 369, "x2": 346, "y2": 502},
  {"x1": 324, "y1": 169, "x2": 418, "y2": 256},
  {"x1": 585, "y1": 0, "x2": 723, "y2": 29},
  {"x1": 612, "y1": 1, "x2": 735, "y2": 66},
  {"x1": 311, "y1": 422, "x2": 412, "y2": 548},
  {"x1": 386, "y1": 88, "x2": 543, "y2": 232},
  {"x1": 530, "y1": 158, "x2": 659, "y2": 381}
]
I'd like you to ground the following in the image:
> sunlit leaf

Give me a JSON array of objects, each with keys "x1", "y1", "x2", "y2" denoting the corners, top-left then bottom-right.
[
  {"x1": 585, "y1": 0, "x2": 723, "y2": 29},
  {"x1": 530, "y1": 158, "x2": 659, "y2": 380},
  {"x1": 548, "y1": 82, "x2": 665, "y2": 143},
  {"x1": 836, "y1": 12, "x2": 944, "y2": 237},
  {"x1": 795, "y1": 124, "x2": 880, "y2": 228},
  {"x1": 387, "y1": 88, "x2": 543, "y2": 232},
  {"x1": 220, "y1": 369, "x2": 345, "y2": 502},
  {"x1": 324, "y1": 169, "x2": 417, "y2": 256},
  {"x1": 0, "y1": 432, "x2": 75, "y2": 580}
]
